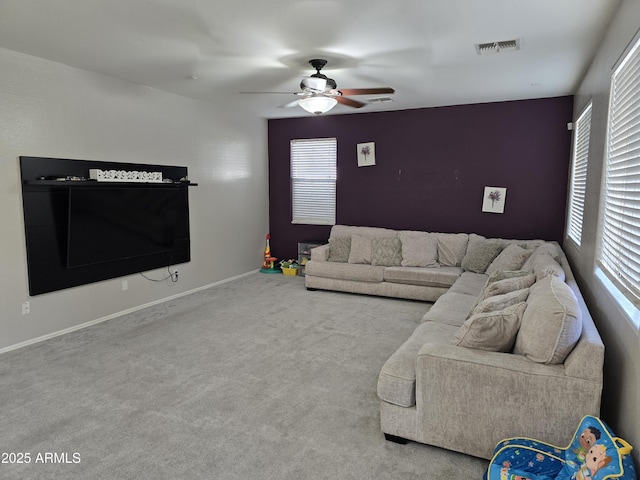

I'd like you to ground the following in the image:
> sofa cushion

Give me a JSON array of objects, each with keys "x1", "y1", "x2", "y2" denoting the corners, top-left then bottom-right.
[
  {"x1": 422, "y1": 291, "x2": 479, "y2": 327},
  {"x1": 486, "y1": 269, "x2": 533, "y2": 285},
  {"x1": 452, "y1": 302, "x2": 526, "y2": 352},
  {"x1": 377, "y1": 321, "x2": 459, "y2": 407},
  {"x1": 435, "y1": 233, "x2": 469, "y2": 267},
  {"x1": 304, "y1": 261, "x2": 385, "y2": 282},
  {"x1": 328, "y1": 237, "x2": 351, "y2": 263},
  {"x1": 471, "y1": 288, "x2": 530, "y2": 316},
  {"x1": 348, "y1": 235, "x2": 372, "y2": 264},
  {"x1": 371, "y1": 238, "x2": 403, "y2": 266},
  {"x1": 461, "y1": 239, "x2": 504, "y2": 273},
  {"x1": 482, "y1": 273, "x2": 536, "y2": 299},
  {"x1": 514, "y1": 275, "x2": 583, "y2": 365},
  {"x1": 485, "y1": 244, "x2": 533, "y2": 275},
  {"x1": 521, "y1": 242, "x2": 562, "y2": 271},
  {"x1": 399, "y1": 231, "x2": 439, "y2": 267},
  {"x1": 531, "y1": 253, "x2": 566, "y2": 282},
  {"x1": 448, "y1": 271, "x2": 489, "y2": 296},
  {"x1": 384, "y1": 266, "x2": 462, "y2": 288}
]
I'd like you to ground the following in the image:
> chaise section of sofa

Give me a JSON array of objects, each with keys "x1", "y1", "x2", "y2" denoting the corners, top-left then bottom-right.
[{"x1": 377, "y1": 242, "x2": 604, "y2": 459}]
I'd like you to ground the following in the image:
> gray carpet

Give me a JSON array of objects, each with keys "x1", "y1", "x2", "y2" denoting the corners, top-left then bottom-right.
[{"x1": 0, "y1": 273, "x2": 488, "y2": 479}]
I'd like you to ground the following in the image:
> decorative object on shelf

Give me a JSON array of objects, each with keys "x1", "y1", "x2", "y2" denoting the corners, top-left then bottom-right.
[
  {"x1": 482, "y1": 186, "x2": 507, "y2": 214},
  {"x1": 280, "y1": 259, "x2": 299, "y2": 276},
  {"x1": 89, "y1": 168, "x2": 163, "y2": 183},
  {"x1": 357, "y1": 142, "x2": 376, "y2": 167},
  {"x1": 260, "y1": 233, "x2": 280, "y2": 273}
]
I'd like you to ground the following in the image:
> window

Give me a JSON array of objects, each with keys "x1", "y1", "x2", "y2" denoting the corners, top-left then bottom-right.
[
  {"x1": 597, "y1": 34, "x2": 640, "y2": 311},
  {"x1": 567, "y1": 102, "x2": 592, "y2": 246},
  {"x1": 290, "y1": 138, "x2": 337, "y2": 225}
]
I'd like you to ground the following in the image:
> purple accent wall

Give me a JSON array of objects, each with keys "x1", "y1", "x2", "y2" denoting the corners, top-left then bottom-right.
[{"x1": 268, "y1": 96, "x2": 573, "y2": 260}]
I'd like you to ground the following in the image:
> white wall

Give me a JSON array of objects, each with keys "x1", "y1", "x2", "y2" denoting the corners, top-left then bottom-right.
[
  {"x1": 565, "y1": 0, "x2": 640, "y2": 465},
  {"x1": 0, "y1": 47, "x2": 269, "y2": 350}
]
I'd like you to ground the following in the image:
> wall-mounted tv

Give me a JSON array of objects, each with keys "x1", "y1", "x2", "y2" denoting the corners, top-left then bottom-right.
[
  {"x1": 20, "y1": 156, "x2": 193, "y2": 295},
  {"x1": 67, "y1": 187, "x2": 179, "y2": 268}
]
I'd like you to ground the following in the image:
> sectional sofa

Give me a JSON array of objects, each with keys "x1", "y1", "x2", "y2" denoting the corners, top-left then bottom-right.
[{"x1": 304, "y1": 225, "x2": 604, "y2": 459}]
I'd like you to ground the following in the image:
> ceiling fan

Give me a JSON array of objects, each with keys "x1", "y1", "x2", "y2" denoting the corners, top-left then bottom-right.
[{"x1": 244, "y1": 59, "x2": 395, "y2": 115}]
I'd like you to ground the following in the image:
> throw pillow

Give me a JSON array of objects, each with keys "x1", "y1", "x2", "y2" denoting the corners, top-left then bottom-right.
[
  {"x1": 371, "y1": 238, "x2": 403, "y2": 266},
  {"x1": 461, "y1": 240, "x2": 504, "y2": 273},
  {"x1": 327, "y1": 237, "x2": 351, "y2": 263},
  {"x1": 452, "y1": 302, "x2": 526, "y2": 352},
  {"x1": 532, "y1": 253, "x2": 566, "y2": 282},
  {"x1": 485, "y1": 244, "x2": 533, "y2": 275},
  {"x1": 521, "y1": 242, "x2": 561, "y2": 271},
  {"x1": 514, "y1": 275, "x2": 582, "y2": 365},
  {"x1": 435, "y1": 233, "x2": 469, "y2": 267},
  {"x1": 486, "y1": 269, "x2": 533, "y2": 285},
  {"x1": 482, "y1": 274, "x2": 536, "y2": 299},
  {"x1": 348, "y1": 235, "x2": 372, "y2": 264},
  {"x1": 398, "y1": 231, "x2": 439, "y2": 267},
  {"x1": 471, "y1": 288, "x2": 530, "y2": 316}
]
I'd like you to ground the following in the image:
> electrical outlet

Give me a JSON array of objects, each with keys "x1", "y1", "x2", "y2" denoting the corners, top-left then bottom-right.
[
  {"x1": 122, "y1": 280, "x2": 128, "y2": 291},
  {"x1": 22, "y1": 301, "x2": 30, "y2": 315}
]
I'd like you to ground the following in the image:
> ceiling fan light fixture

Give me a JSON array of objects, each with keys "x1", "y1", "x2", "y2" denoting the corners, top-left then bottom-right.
[
  {"x1": 298, "y1": 96, "x2": 337, "y2": 115},
  {"x1": 301, "y1": 76, "x2": 327, "y2": 92}
]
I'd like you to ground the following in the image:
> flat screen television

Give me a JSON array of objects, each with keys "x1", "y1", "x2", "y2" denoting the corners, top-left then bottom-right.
[{"x1": 67, "y1": 187, "x2": 179, "y2": 268}]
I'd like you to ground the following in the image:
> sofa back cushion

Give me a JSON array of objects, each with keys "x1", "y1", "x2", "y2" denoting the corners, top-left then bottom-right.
[
  {"x1": 435, "y1": 233, "x2": 469, "y2": 267},
  {"x1": 485, "y1": 244, "x2": 533, "y2": 275},
  {"x1": 398, "y1": 231, "x2": 439, "y2": 267},
  {"x1": 461, "y1": 239, "x2": 504, "y2": 273},
  {"x1": 348, "y1": 234, "x2": 373, "y2": 264},
  {"x1": 531, "y1": 253, "x2": 566, "y2": 282},
  {"x1": 328, "y1": 237, "x2": 351, "y2": 262},
  {"x1": 521, "y1": 242, "x2": 562, "y2": 271},
  {"x1": 371, "y1": 238, "x2": 403, "y2": 266},
  {"x1": 514, "y1": 275, "x2": 583, "y2": 364}
]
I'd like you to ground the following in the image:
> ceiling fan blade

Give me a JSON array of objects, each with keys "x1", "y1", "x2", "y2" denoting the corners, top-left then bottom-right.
[
  {"x1": 238, "y1": 92, "x2": 311, "y2": 97},
  {"x1": 338, "y1": 88, "x2": 395, "y2": 96},
  {"x1": 336, "y1": 96, "x2": 366, "y2": 108},
  {"x1": 239, "y1": 91, "x2": 298, "y2": 95}
]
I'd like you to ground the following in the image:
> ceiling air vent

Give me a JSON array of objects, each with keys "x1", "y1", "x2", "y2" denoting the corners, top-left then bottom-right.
[
  {"x1": 367, "y1": 97, "x2": 394, "y2": 104},
  {"x1": 475, "y1": 39, "x2": 520, "y2": 55}
]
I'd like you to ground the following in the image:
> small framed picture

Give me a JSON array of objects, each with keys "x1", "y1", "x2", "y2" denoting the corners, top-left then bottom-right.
[
  {"x1": 357, "y1": 142, "x2": 376, "y2": 167},
  {"x1": 482, "y1": 186, "x2": 507, "y2": 214}
]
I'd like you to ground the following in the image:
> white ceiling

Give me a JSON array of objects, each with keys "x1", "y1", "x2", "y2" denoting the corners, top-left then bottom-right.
[{"x1": 0, "y1": 0, "x2": 622, "y2": 119}]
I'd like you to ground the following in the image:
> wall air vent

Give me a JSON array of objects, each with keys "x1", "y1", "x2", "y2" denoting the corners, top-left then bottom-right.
[{"x1": 475, "y1": 39, "x2": 520, "y2": 55}]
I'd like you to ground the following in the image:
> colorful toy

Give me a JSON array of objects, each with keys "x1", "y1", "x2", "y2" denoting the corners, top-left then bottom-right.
[
  {"x1": 260, "y1": 233, "x2": 280, "y2": 273},
  {"x1": 280, "y1": 259, "x2": 299, "y2": 276},
  {"x1": 484, "y1": 416, "x2": 636, "y2": 480}
]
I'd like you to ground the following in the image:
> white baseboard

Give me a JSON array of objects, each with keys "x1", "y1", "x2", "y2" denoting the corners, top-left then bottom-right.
[{"x1": 0, "y1": 270, "x2": 259, "y2": 355}]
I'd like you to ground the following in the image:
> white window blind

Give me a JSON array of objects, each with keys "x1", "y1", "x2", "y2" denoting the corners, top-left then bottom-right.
[
  {"x1": 290, "y1": 138, "x2": 337, "y2": 225},
  {"x1": 567, "y1": 102, "x2": 592, "y2": 246},
  {"x1": 598, "y1": 35, "x2": 640, "y2": 307}
]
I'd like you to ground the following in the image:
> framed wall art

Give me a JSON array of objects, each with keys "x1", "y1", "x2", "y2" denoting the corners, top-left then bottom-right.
[
  {"x1": 357, "y1": 142, "x2": 376, "y2": 167},
  {"x1": 482, "y1": 186, "x2": 507, "y2": 214}
]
